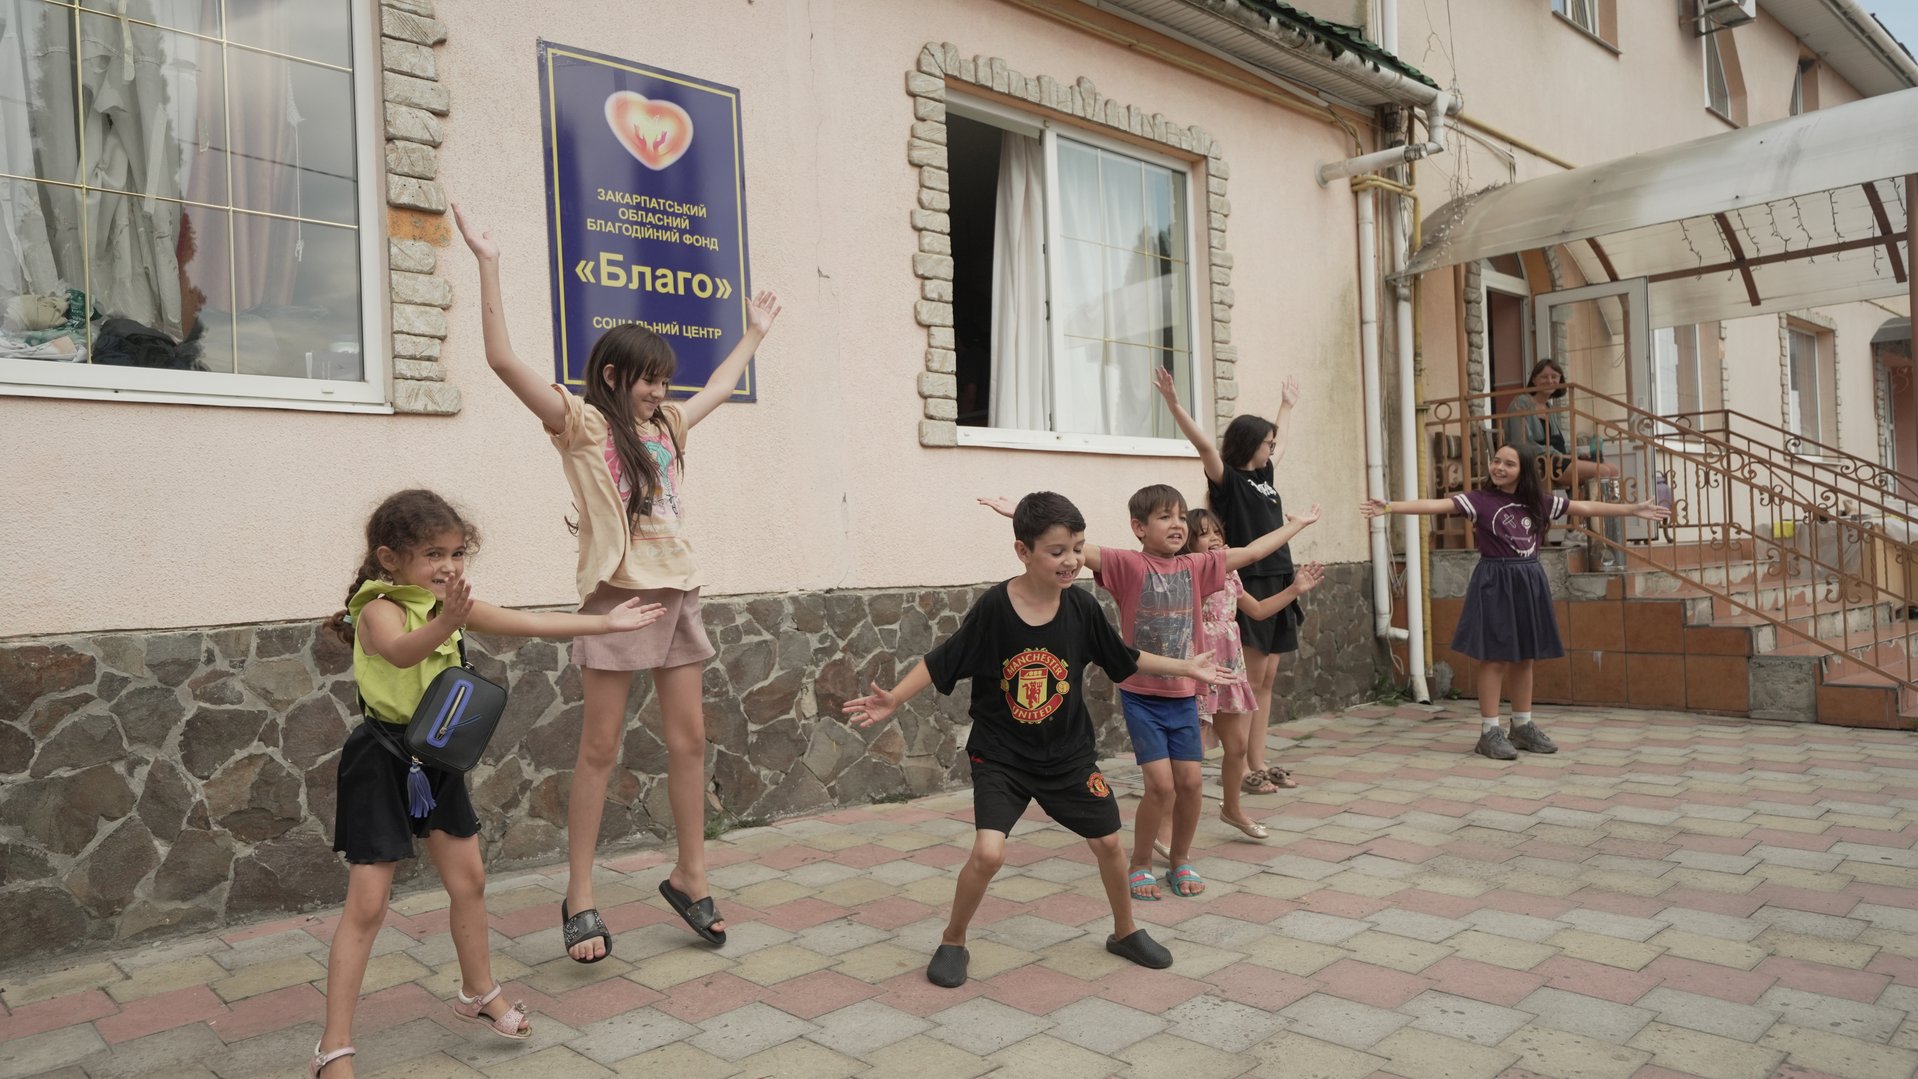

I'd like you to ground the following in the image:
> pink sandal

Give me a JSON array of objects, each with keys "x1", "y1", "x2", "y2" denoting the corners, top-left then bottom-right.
[
  {"x1": 453, "y1": 983, "x2": 532, "y2": 1040},
  {"x1": 309, "y1": 1042, "x2": 355, "y2": 1077}
]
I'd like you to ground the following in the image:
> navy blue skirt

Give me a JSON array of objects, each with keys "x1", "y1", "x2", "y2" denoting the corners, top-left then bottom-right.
[{"x1": 1451, "y1": 557, "x2": 1564, "y2": 662}]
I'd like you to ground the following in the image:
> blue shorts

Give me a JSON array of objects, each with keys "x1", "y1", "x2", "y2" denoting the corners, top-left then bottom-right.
[{"x1": 1119, "y1": 690, "x2": 1203, "y2": 765}]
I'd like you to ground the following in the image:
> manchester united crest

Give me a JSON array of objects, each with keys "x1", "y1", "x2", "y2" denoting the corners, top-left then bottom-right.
[
  {"x1": 1086, "y1": 771, "x2": 1109, "y2": 797},
  {"x1": 998, "y1": 648, "x2": 1069, "y2": 723}
]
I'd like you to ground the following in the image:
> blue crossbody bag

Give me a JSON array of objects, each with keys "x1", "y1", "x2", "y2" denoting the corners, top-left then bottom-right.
[{"x1": 358, "y1": 633, "x2": 507, "y2": 817}]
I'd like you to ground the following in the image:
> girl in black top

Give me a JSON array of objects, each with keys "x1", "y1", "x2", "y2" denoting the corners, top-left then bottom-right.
[{"x1": 1156, "y1": 369, "x2": 1305, "y2": 794}]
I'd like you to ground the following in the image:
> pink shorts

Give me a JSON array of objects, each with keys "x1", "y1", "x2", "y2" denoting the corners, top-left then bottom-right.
[{"x1": 570, "y1": 585, "x2": 715, "y2": 672}]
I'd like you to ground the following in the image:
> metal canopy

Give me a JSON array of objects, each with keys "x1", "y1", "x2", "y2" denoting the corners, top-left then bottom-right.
[{"x1": 1406, "y1": 87, "x2": 1918, "y2": 329}]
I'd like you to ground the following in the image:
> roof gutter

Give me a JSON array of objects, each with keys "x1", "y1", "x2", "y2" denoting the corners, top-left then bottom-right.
[{"x1": 1817, "y1": 0, "x2": 1918, "y2": 87}]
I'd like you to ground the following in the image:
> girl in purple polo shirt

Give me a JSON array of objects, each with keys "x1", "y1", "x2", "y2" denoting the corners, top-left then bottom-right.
[{"x1": 1362, "y1": 445, "x2": 1667, "y2": 760}]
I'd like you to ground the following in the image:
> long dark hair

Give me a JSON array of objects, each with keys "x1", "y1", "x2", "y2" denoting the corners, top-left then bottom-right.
[
  {"x1": 584, "y1": 324, "x2": 682, "y2": 525},
  {"x1": 1525, "y1": 359, "x2": 1568, "y2": 399},
  {"x1": 324, "y1": 490, "x2": 479, "y2": 646},
  {"x1": 1494, "y1": 446, "x2": 1553, "y2": 531},
  {"x1": 1219, "y1": 414, "x2": 1276, "y2": 471},
  {"x1": 1183, "y1": 507, "x2": 1223, "y2": 554}
]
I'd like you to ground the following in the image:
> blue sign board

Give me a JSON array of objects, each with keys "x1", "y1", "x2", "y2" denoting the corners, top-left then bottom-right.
[{"x1": 538, "y1": 42, "x2": 755, "y2": 400}]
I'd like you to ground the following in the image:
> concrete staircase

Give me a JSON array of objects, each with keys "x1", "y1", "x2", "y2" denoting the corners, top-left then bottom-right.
[{"x1": 1419, "y1": 542, "x2": 1918, "y2": 730}]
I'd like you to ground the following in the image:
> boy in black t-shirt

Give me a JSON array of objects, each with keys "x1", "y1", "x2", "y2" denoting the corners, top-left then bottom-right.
[{"x1": 845, "y1": 492, "x2": 1226, "y2": 989}]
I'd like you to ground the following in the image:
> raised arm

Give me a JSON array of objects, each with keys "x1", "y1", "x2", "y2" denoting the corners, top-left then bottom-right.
[
  {"x1": 464, "y1": 597, "x2": 665, "y2": 640},
  {"x1": 1361, "y1": 497, "x2": 1458, "y2": 518},
  {"x1": 355, "y1": 581, "x2": 470, "y2": 670},
  {"x1": 1271, "y1": 376, "x2": 1302, "y2": 466},
  {"x1": 677, "y1": 290, "x2": 781, "y2": 429},
  {"x1": 844, "y1": 661, "x2": 935, "y2": 728},
  {"x1": 1224, "y1": 504, "x2": 1320, "y2": 571},
  {"x1": 978, "y1": 496, "x2": 1102, "y2": 571},
  {"x1": 1566, "y1": 498, "x2": 1669, "y2": 521},
  {"x1": 453, "y1": 203, "x2": 568, "y2": 433},
  {"x1": 1154, "y1": 368, "x2": 1225, "y2": 484}
]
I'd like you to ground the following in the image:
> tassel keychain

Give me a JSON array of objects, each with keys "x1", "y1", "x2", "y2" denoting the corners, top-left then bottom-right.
[{"x1": 407, "y1": 756, "x2": 436, "y2": 818}]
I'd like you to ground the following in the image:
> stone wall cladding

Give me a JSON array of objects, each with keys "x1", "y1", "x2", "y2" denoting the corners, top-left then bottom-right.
[
  {"x1": 0, "y1": 569, "x2": 1380, "y2": 965},
  {"x1": 906, "y1": 42, "x2": 1238, "y2": 446},
  {"x1": 381, "y1": 0, "x2": 460, "y2": 415}
]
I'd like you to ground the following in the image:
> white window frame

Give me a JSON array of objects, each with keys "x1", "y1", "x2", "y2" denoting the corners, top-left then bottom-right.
[
  {"x1": 946, "y1": 91, "x2": 1205, "y2": 459},
  {"x1": 0, "y1": 0, "x2": 392, "y2": 413},
  {"x1": 1787, "y1": 325, "x2": 1825, "y2": 442},
  {"x1": 1554, "y1": 0, "x2": 1601, "y2": 36},
  {"x1": 1704, "y1": 33, "x2": 1734, "y2": 121}
]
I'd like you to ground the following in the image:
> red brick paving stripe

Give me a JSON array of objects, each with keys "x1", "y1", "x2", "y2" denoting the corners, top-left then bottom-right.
[
  {"x1": 756, "y1": 845, "x2": 833, "y2": 870},
  {"x1": 1201, "y1": 961, "x2": 1319, "y2": 1011},
  {"x1": 1668, "y1": 833, "x2": 1760, "y2": 855},
  {"x1": 1480, "y1": 795, "x2": 1551, "y2": 815},
  {"x1": 1297, "y1": 890, "x2": 1394, "y2": 920},
  {"x1": 874, "y1": 969, "x2": 987, "y2": 1016},
  {"x1": 1022, "y1": 892, "x2": 1114, "y2": 927},
  {"x1": 1852, "y1": 883, "x2": 1918, "y2": 908},
  {"x1": 1519, "y1": 840, "x2": 1598, "y2": 863},
  {"x1": 1480, "y1": 890, "x2": 1577, "y2": 919},
  {"x1": 1643, "y1": 955, "x2": 1777, "y2": 1004},
  {"x1": 969, "y1": 895, "x2": 1035, "y2": 926},
  {"x1": 1362, "y1": 838, "x2": 1440, "y2": 864},
  {"x1": 490, "y1": 901, "x2": 563, "y2": 939},
  {"x1": 206, "y1": 984, "x2": 325, "y2": 1043},
  {"x1": 1095, "y1": 965, "x2": 1212, "y2": 1012},
  {"x1": 0, "y1": 989, "x2": 118, "y2": 1042},
  {"x1": 762, "y1": 968, "x2": 885, "y2": 1020},
  {"x1": 355, "y1": 981, "x2": 469, "y2": 1036},
  {"x1": 1205, "y1": 892, "x2": 1302, "y2": 925},
  {"x1": 828, "y1": 844, "x2": 909, "y2": 869},
  {"x1": 542, "y1": 976, "x2": 665, "y2": 1028},
  {"x1": 1411, "y1": 797, "x2": 1478, "y2": 817},
  {"x1": 1756, "y1": 955, "x2": 1892, "y2": 1003},
  {"x1": 1741, "y1": 828, "x2": 1837, "y2": 851},
  {"x1": 1345, "y1": 799, "x2": 1414, "y2": 818},
  {"x1": 907, "y1": 844, "x2": 970, "y2": 868},
  {"x1": 651, "y1": 971, "x2": 768, "y2": 1023},
  {"x1": 1420, "y1": 956, "x2": 1549, "y2": 1006},
  {"x1": 220, "y1": 914, "x2": 322, "y2": 944},
  {"x1": 600, "y1": 849, "x2": 670, "y2": 874},
  {"x1": 1748, "y1": 883, "x2": 1860, "y2": 916},
  {"x1": 1825, "y1": 826, "x2": 1918, "y2": 849},
  {"x1": 1865, "y1": 952, "x2": 1918, "y2": 987},
  {"x1": 1281, "y1": 838, "x2": 1370, "y2": 863},
  {"x1": 94, "y1": 985, "x2": 227, "y2": 1045},
  {"x1": 758, "y1": 897, "x2": 852, "y2": 931},
  {"x1": 600, "y1": 899, "x2": 678, "y2": 934},
  {"x1": 851, "y1": 897, "x2": 940, "y2": 931},
  {"x1": 980, "y1": 964, "x2": 1101, "y2": 1015},
  {"x1": 1532, "y1": 956, "x2": 1660, "y2": 1004},
  {"x1": 1312, "y1": 959, "x2": 1435, "y2": 1008},
  {"x1": 1441, "y1": 841, "x2": 1521, "y2": 864},
  {"x1": 1569, "y1": 890, "x2": 1672, "y2": 919},
  {"x1": 1591, "y1": 838, "x2": 1679, "y2": 858}
]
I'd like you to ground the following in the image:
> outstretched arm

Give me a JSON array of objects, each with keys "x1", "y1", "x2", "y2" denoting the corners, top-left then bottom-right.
[
  {"x1": 1238, "y1": 562, "x2": 1326, "y2": 620},
  {"x1": 1154, "y1": 368, "x2": 1225, "y2": 484},
  {"x1": 1135, "y1": 649, "x2": 1228, "y2": 685},
  {"x1": 1271, "y1": 376, "x2": 1302, "y2": 466},
  {"x1": 1224, "y1": 504, "x2": 1320, "y2": 571},
  {"x1": 453, "y1": 203, "x2": 568, "y2": 433},
  {"x1": 678, "y1": 291, "x2": 781, "y2": 429},
  {"x1": 1361, "y1": 497, "x2": 1458, "y2": 518},
  {"x1": 464, "y1": 597, "x2": 665, "y2": 640},
  {"x1": 1566, "y1": 498, "x2": 1669, "y2": 521},
  {"x1": 978, "y1": 496, "x2": 1103, "y2": 571},
  {"x1": 844, "y1": 661, "x2": 935, "y2": 728}
]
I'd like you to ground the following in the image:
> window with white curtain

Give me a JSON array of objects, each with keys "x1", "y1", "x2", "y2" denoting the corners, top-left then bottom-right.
[
  {"x1": 1552, "y1": 0, "x2": 1600, "y2": 36},
  {"x1": 1651, "y1": 324, "x2": 1704, "y2": 417},
  {"x1": 0, "y1": 0, "x2": 384, "y2": 408},
  {"x1": 1788, "y1": 326, "x2": 1826, "y2": 441},
  {"x1": 945, "y1": 95, "x2": 1201, "y2": 451},
  {"x1": 1705, "y1": 33, "x2": 1734, "y2": 119}
]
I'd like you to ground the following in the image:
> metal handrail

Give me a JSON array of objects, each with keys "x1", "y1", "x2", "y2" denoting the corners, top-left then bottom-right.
[
  {"x1": 1667, "y1": 407, "x2": 1918, "y2": 498},
  {"x1": 1425, "y1": 382, "x2": 1918, "y2": 694},
  {"x1": 1665, "y1": 408, "x2": 1918, "y2": 520}
]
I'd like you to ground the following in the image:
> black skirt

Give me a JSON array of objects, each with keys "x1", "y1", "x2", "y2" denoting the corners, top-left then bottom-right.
[
  {"x1": 333, "y1": 721, "x2": 480, "y2": 864},
  {"x1": 1451, "y1": 557, "x2": 1564, "y2": 662},
  {"x1": 1238, "y1": 571, "x2": 1305, "y2": 656}
]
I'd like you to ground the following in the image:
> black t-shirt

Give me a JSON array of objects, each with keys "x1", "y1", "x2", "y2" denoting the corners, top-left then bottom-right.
[
  {"x1": 1209, "y1": 462, "x2": 1294, "y2": 578},
  {"x1": 924, "y1": 581, "x2": 1141, "y2": 773}
]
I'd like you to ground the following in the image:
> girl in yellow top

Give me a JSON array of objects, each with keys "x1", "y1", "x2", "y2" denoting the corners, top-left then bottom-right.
[
  {"x1": 311, "y1": 490, "x2": 661, "y2": 1079},
  {"x1": 455, "y1": 204, "x2": 781, "y2": 961}
]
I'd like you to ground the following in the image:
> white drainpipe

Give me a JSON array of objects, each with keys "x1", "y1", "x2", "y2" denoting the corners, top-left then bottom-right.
[
  {"x1": 1354, "y1": 188, "x2": 1402, "y2": 653},
  {"x1": 1316, "y1": 0, "x2": 1450, "y2": 700}
]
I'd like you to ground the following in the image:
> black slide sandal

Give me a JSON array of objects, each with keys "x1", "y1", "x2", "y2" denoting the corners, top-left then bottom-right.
[
  {"x1": 1106, "y1": 929, "x2": 1173, "y2": 969},
  {"x1": 658, "y1": 878, "x2": 728, "y2": 946},
  {"x1": 560, "y1": 899, "x2": 613, "y2": 964},
  {"x1": 926, "y1": 944, "x2": 970, "y2": 987}
]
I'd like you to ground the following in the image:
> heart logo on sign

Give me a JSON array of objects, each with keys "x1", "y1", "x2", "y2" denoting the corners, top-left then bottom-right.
[{"x1": 604, "y1": 91, "x2": 694, "y2": 171}]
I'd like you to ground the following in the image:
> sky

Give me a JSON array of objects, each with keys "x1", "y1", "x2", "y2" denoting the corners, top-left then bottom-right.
[{"x1": 1868, "y1": 6, "x2": 1918, "y2": 56}]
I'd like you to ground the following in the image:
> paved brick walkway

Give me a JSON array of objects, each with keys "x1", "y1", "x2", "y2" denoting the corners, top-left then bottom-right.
[{"x1": 5, "y1": 702, "x2": 1918, "y2": 1078}]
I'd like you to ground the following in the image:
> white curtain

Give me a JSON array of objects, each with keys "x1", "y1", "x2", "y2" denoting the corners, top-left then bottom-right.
[
  {"x1": 988, "y1": 130, "x2": 1048, "y2": 430},
  {"x1": 1, "y1": 6, "x2": 64, "y2": 299}
]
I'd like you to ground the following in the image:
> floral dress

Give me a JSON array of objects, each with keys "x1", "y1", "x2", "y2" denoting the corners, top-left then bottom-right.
[{"x1": 1199, "y1": 570, "x2": 1259, "y2": 718}]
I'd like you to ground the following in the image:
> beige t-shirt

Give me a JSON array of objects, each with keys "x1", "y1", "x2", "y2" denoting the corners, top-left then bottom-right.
[{"x1": 548, "y1": 387, "x2": 701, "y2": 598}]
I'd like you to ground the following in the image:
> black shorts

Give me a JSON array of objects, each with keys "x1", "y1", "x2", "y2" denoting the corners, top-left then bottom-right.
[
  {"x1": 333, "y1": 721, "x2": 481, "y2": 865},
  {"x1": 970, "y1": 755, "x2": 1120, "y2": 839},
  {"x1": 1238, "y1": 572, "x2": 1304, "y2": 655}
]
